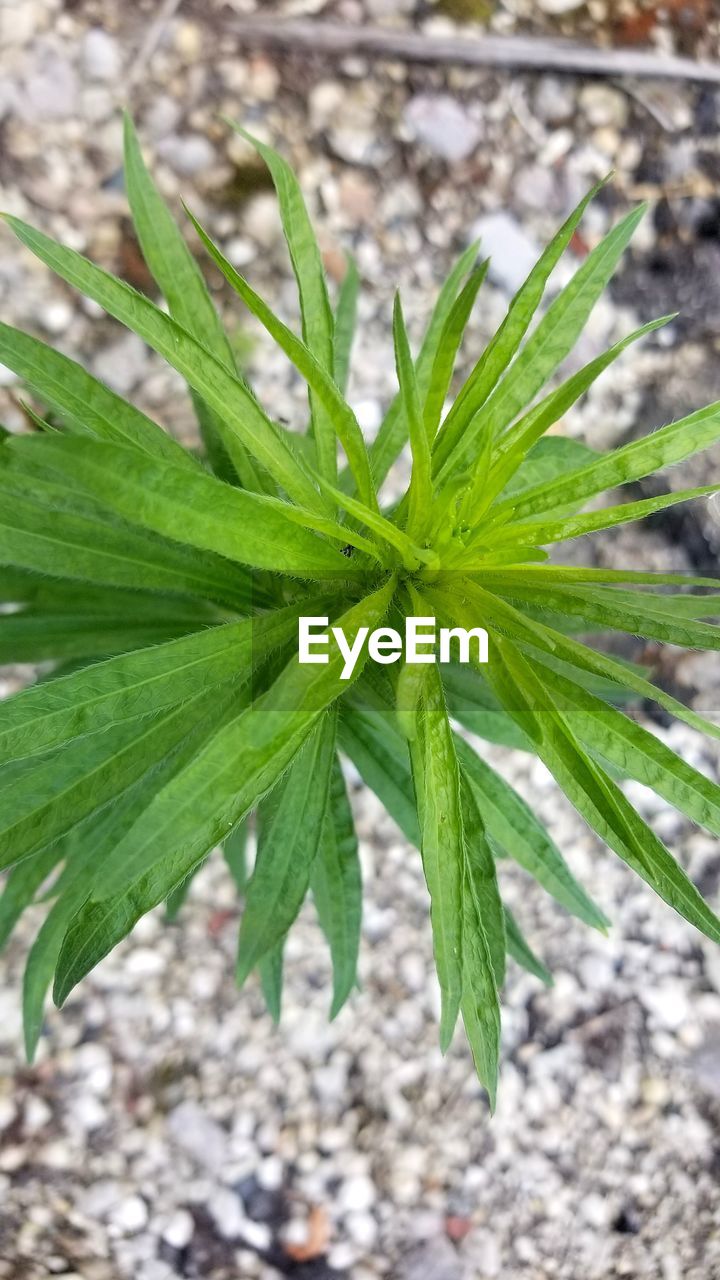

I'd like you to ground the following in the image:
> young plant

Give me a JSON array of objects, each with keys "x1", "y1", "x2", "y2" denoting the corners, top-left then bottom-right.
[{"x1": 1, "y1": 116, "x2": 720, "y2": 1106}]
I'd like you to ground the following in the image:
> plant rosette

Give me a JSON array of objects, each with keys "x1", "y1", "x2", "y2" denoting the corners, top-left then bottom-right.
[{"x1": 1, "y1": 116, "x2": 720, "y2": 1107}]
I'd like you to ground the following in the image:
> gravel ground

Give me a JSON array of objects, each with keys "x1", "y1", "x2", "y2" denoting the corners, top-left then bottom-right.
[{"x1": 2, "y1": 3, "x2": 720, "y2": 1277}]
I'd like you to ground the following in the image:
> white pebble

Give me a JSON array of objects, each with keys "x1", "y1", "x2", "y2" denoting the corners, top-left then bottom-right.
[
  {"x1": 41, "y1": 300, "x2": 73, "y2": 335},
  {"x1": 126, "y1": 948, "x2": 166, "y2": 977},
  {"x1": 208, "y1": 1187, "x2": 246, "y2": 1239},
  {"x1": 339, "y1": 1174, "x2": 376, "y2": 1213},
  {"x1": 240, "y1": 1218, "x2": 272, "y2": 1251},
  {"x1": 346, "y1": 1210, "x2": 378, "y2": 1249},
  {"x1": 110, "y1": 1195, "x2": 148, "y2": 1235},
  {"x1": 257, "y1": 1154, "x2": 283, "y2": 1190},
  {"x1": 161, "y1": 1209, "x2": 194, "y2": 1251}
]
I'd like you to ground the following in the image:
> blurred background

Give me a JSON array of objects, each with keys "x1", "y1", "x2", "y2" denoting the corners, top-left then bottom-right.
[{"x1": 1, "y1": 2, "x2": 720, "y2": 1278}]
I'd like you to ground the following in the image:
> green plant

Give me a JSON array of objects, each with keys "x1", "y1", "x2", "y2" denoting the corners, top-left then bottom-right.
[{"x1": 2, "y1": 117, "x2": 720, "y2": 1106}]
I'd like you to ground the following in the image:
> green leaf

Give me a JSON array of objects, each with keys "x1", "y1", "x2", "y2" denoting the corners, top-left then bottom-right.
[
  {"x1": 52, "y1": 579, "x2": 395, "y2": 1004},
  {"x1": 0, "y1": 322, "x2": 196, "y2": 471},
  {"x1": 223, "y1": 820, "x2": 249, "y2": 893},
  {"x1": 428, "y1": 577, "x2": 720, "y2": 747},
  {"x1": 123, "y1": 113, "x2": 261, "y2": 489},
  {"x1": 433, "y1": 179, "x2": 610, "y2": 475},
  {"x1": 315, "y1": 470, "x2": 436, "y2": 570},
  {"x1": 472, "y1": 566, "x2": 720, "y2": 589},
  {"x1": 23, "y1": 716, "x2": 221, "y2": 1060},
  {"x1": 488, "y1": 638, "x2": 720, "y2": 947},
  {"x1": 504, "y1": 907, "x2": 553, "y2": 987},
  {"x1": 0, "y1": 611, "x2": 206, "y2": 665},
  {"x1": 393, "y1": 293, "x2": 432, "y2": 540},
  {"x1": 459, "y1": 787, "x2": 501, "y2": 1108},
  {"x1": 540, "y1": 663, "x2": 720, "y2": 838},
  {"x1": 502, "y1": 399, "x2": 720, "y2": 523},
  {"x1": 408, "y1": 662, "x2": 464, "y2": 1052},
  {"x1": 422, "y1": 261, "x2": 488, "y2": 443},
  {"x1": 441, "y1": 664, "x2": 531, "y2": 750},
  {"x1": 0, "y1": 465, "x2": 252, "y2": 611},
  {"x1": 23, "y1": 815, "x2": 115, "y2": 1059},
  {"x1": 0, "y1": 604, "x2": 307, "y2": 765},
  {"x1": 485, "y1": 316, "x2": 672, "y2": 503},
  {"x1": 460, "y1": 772, "x2": 506, "y2": 988},
  {"x1": 339, "y1": 702, "x2": 420, "y2": 846},
  {"x1": 165, "y1": 860, "x2": 205, "y2": 922},
  {"x1": 0, "y1": 685, "x2": 238, "y2": 873},
  {"x1": 0, "y1": 571, "x2": 228, "y2": 619},
  {"x1": 369, "y1": 239, "x2": 481, "y2": 488},
  {"x1": 258, "y1": 941, "x2": 285, "y2": 1023},
  {"x1": 333, "y1": 256, "x2": 359, "y2": 395},
  {"x1": 494, "y1": 581, "x2": 720, "y2": 650},
  {"x1": 487, "y1": 484, "x2": 717, "y2": 552},
  {"x1": 463, "y1": 203, "x2": 645, "y2": 462},
  {"x1": 187, "y1": 210, "x2": 376, "y2": 507},
  {"x1": 311, "y1": 756, "x2": 362, "y2": 1018},
  {"x1": 500, "y1": 437, "x2": 599, "y2": 499},
  {"x1": 0, "y1": 842, "x2": 64, "y2": 951},
  {"x1": 4, "y1": 435, "x2": 349, "y2": 576},
  {"x1": 455, "y1": 736, "x2": 609, "y2": 930},
  {"x1": 236, "y1": 712, "x2": 337, "y2": 984},
  {"x1": 227, "y1": 122, "x2": 337, "y2": 483},
  {"x1": 2, "y1": 213, "x2": 324, "y2": 512}
]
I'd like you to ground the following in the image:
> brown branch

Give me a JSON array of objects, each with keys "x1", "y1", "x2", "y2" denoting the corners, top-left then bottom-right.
[{"x1": 206, "y1": 15, "x2": 720, "y2": 85}]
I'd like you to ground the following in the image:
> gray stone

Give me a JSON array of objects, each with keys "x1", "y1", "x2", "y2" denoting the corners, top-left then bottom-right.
[
  {"x1": 207, "y1": 1186, "x2": 246, "y2": 1239},
  {"x1": 404, "y1": 94, "x2": 481, "y2": 162},
  {"x1": 143, "y1": 95, "x2": 182, "y2": 140},
  {"x1": 513, "y1": 164, "x2": 559, "y2": 214},
  {"x1": 157, "y1": 134, "x2": 217, "y2": 177},
  {"x1": 533, "y1": 76, "x2": 576, "y2": 125},
  {"x1": 20, "y1": 51, "x2": 78, "y2": 121},
  {"x1": 689, "y1": 1029, "x2": 720, "y2": 1099},
  {"x1": 579, "y1": 84, "x2": 629, "y2": 130},
  {"x1": 92, "y1": 333, "x2": 148, "y2": 396},
  {"x1": 471, "y1": 213, "x2": 539, "y2": 294},
  {"x1": 82, "y1": 29, "x2": 121, "y2": 82},
  {"x1": 167, "y1": 1102, "x2": 229, "y2": 1174},
  {"x1": 399, "y1": 1239, "x2": 465, "y2": 1280}
]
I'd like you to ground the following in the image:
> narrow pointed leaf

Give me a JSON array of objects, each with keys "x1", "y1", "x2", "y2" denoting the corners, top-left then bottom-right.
[
  {"x1": 311, "y1": 756, "x2": 362, "y2": 1018},
  {"x1": 489, "y1": 638, "x2": 720, "y2": 946},
  {"x1": 487, "y1": 484, "x2": 717, "y2": 551},
  {"x1": 407, "y1": 663, "x2": 464, "y2": 1052},
  {"x1": 455, "y1": 736, "x2": 609, "y2": 929},
  {"x1": 422, "y1": 262, "x2": 488, "y2": 443},
  {"x1": 369, "y1": 239, "x2": 481, "y2": 487},
  {"x1": 123, "y1": 113, "x2": 262, "y2": 488},
  {"x1": 504, "y1": 907, "x2": 553, "y2": 986},
  {"x1": 333, "y1": 256, "x2": 359, "y2": 395},
  {"x1": 187, "y1": 211, "x2": 376, "y2": 506},
  {"x1": 237, "y1": 712, "x2": 337, "y2": 983},
  {"x1": 228, "y1": 122, "x2": 337, "y2": 482},
  {"x1": 52, "y1": 580, "x2": 395, "y2": 1005},
  {"x1": 393, "y1": 293, "x2": 432, "y2": 540},
  {"x1": 2, "y1": 214, "x2": 324, "y2": 511},
  {"x1": 0, "y1": 322, "x2": 196, "y2": 470},
  {"x1": 433, "y1": 179, "x2": 609, "y2": 474},
  {"x1": 4, "y1": 435, "x2": 348, "y2": 576},
  {"x1": 503, "y1": 399, "x2": 720, "y2": 523},
  {"x1": 0, "y1": 603, "x2": 308, "y2": 765}
]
